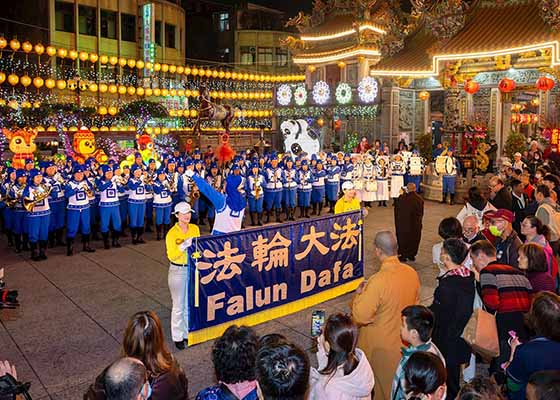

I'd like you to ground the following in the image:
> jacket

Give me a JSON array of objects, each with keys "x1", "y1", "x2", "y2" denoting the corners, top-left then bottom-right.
[
  {"x1": 309, "y1": 348, "x2": 375, "y2": 400},
  {"x1": 490, "y1": 187, "x2": 513, "y2": 211},
  {"x1": 536, "y1": 198, "x2": 560, "y2": 241},
  {"x1": 456, "y1": 201, "x2": 496, "y2": 227},
  {"x1": 495, "y1": 230, "x2": 522, "y2": 268}
]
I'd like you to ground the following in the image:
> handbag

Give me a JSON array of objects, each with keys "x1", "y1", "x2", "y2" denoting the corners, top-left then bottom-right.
[{"x1": 461, "y1": 307, "x2": 500, "y2": 359}]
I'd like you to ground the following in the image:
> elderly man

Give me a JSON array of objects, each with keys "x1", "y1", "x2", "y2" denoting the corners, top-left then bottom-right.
[
  {"x1": 351, "y1": 231, "x2": 420, "y2": 400},
  {"x1": 487, "y1": 209, "x2": 522, "y2": 268},
  {"x1": 394, "y1": 182, "x2": 424, "y2": 261},
  {"x1": 489, "y1": 176, "x2": 513, "y2": 210},
  {"x1": 104, "y1": 357, "x2": 150, "y2": 400},
  {"x1": 462, "y1": 215, "x2": 486, "y2": 245}
]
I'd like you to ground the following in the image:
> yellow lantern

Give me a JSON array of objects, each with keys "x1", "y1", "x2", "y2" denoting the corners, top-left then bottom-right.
[
  {"x1": 203, "y1": 69, "x2": 211, "y2": 78},
  {"x1": 90, "y1": 126, "x2": 98, "y2": 132},
  {"x1": 177, "y1": 110, "x2": 183, "y2": 117},
  {"x1": 57, "y1": 47, "x2": 67, "y2": 58},
  {"x1": 177, "y1": 89, "x2": 185, "y2": 97},
  {"x1": 231, "y1": 72, "x2": 238, "y2": 80},
  {"x1": 33, "y1": 102, "x2": 41, "y2": 108},
  {"x1": 126, "y1": 59, "x2": 135, "y2": 68},
  {"x1": 8, "y1": 74, "x2": 19, "y2": 86},
  {"x1": 136, "y1": 60, "x2": 145, "y2": 69},
  {"x1": 136, "y1": 87, "x2": 145, "y2": 96},
  {"x1": 231, "y1": 92, "x2": 238, "y2": 99},
  {"x1": 0, "y1": 99, "x2": 5, "y2": 106},
  {"x1": 22, "y1": 41, "x2": 33, "y2": 53},
  {"x1": 259, "y1": 92, "x2": 266, "y2": 99},
  {"x1": 218, "y1": 70, "x2": 225, "y2": 79},
  {"x1": 225, "y1": 71, "x2": 232, "y2": 79},
  {"x1": 161, "y1": 89, "x2": 169, "y2": 97},
  {"x1": 184, "y1": 66, "x2": 191, "y2": 75},
  {"x1": 191, "y1": 67, "x2": 199, "y2": 76},
  {"x1": 192, "y1": 89, "x2": 199, "y2": 97},
  {"x1": 170, "y1": 89, "x2": 177, "y2": 96},
  {"x1": 9, "y1": 39, "x2": 20, "y2": 51},
  {"x1": 78, "y1": 51, "x2": 88, "y2": 62},
  {"x1": 243, "y1": 73, "x2": 249, "y2": 80},
  {"x1": 33, "y1": 77, "x2": 44, "y2": 88},
  {"x1": 118, "y1": 85, "x2": 127, "y2": 95},
  {"x1": 169, "y1": 65, "x2": 177, "y2": 73},
  {"x1": 218, "y1": 91, "x2": 225, "y2": 99},
  {"x1": 56, "y1": 79, "x2": 66, "y2": 90},
  {"x1": 161, "y1": 64, "x2": 169, "y2": 73},
  {"x1": 185, "y1": 89, "x2": 192, "y2": 97},
  {"x1": 100, "y1": 126, "x2": 109, "y2": 132},
  {"x1": 109, "y1": 56, "x2": 118, "y2": 65},
  {"x1": 89, "y1": 83, "x2": 98, "y2": 92},
  {"x1": 249, "y1": 74, "x2": 255, "y2": 81},
  {"x1": 34, "y1": 44, "x2": 45, "y2": 55},
  {"x1": 46, "y1": 46, "x2": 56, "y2": 57},
  {"x1": 67, "y1": 49, "x2": 77, "y2": 60},
  {"x1": 145, "y1": 62, "x2": 153, "y2": 70},
  {"x1": 153, "y1": 63, "x2": 161, "y2": 72},
  {"x1": 242, "y1": 92, "x2": 249, "y2": 99},
  {"x1": 20, "y1": 75, "x2": 31, "y2": 87},
  {"x1": 45, "y1": 78, "x2": 55, "y2": 89},
  {"x1": 247, "y1": 110, "x2": 254, "y2": 118},
  {"x1": 145, "y1": 88, "x2": 153, "y2": 96},
  {"x1": 127, "y1": 86, "x2": 136, "y2": 95},
  {"x1": 0, "y1": 37, "x2": 7, "y2": 49},
  {"x1": 177, "y1": 66, "x2": 184, "y2": 74},
  {"x1": 108, "y1": 106, "x2": 118, "y2": 116},
  {"x1": 169, "y1": 110, "x2": 176, "y2": 117},
  {"x1": 190, "y1": 109, "x2": 198, "y2": 118},
  {"x1": 99, "y1": 54, "x2": 109, "y2": 64},
  {"x1": 0, "y1": 72, "x2": 5, "y2": 84},
  {"x1": 99, "y1": 83, "x2": 108, "y2": 93},
  {"x1": 224, "y1": 92, "x2": 231, "y2": 99},
  {"x1": 154, "y1": 127, "x2": 161, "y2": 134},
  {"x1": 248, "y1": 92, "x2": 255, "y2": 99},
  {"x1": 109, "y1": 84, "x2": 118, "y2": 94},
  {"x1": 212, "y1": 70, "x2": 219, "y2": 78},
  {"x1": 98, "y1": 106, "x2": 107, "y2": 115},
  {"x1": 89, "y1": 53, "x2": 99, "y2": 63},
  {"x1": 153, "y1": 88, "x2": 161, "y2": 96},
  {"x1": 418, "y1": 90, "x2": 430, "y2": 101}
]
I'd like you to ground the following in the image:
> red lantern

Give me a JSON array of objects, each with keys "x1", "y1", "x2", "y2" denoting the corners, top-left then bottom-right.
[
  {"x1": 536, "y1": 76, "x2": 555, "y2": 92},
  {"x1": 498, "y1": 77, "x2": 516, "y2": 93},
  {"x1": 464, "y1": 80, "x2": 480, "y2": 95}
]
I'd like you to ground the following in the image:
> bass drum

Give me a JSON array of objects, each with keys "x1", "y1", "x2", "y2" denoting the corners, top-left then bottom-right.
[{"x1": 435, "y1": 156, "x2": 455, "y2": 175}]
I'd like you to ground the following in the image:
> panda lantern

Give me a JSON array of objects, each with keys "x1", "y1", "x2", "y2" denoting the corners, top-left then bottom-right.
[{"x1": 72, "y1": 127, "x2": 108, "y2": 164}]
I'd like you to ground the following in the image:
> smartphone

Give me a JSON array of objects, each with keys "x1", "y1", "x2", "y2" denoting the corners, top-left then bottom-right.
[{"x1": 311, "y1": 310, "x2": 325, "y2": 337}]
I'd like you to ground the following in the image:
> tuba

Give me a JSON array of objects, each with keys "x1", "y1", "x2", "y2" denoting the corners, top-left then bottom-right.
[{"x1": 23, "y1": 185, "x2": 52, "y2": 212}]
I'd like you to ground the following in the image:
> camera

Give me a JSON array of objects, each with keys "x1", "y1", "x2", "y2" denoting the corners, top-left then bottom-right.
[{"x1": 0, "y1": 269, "x2": 19, "y2": 310}]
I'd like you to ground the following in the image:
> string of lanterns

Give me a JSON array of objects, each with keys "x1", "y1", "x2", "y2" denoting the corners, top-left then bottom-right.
[
  {"x1": 166, "y1": 109, "x2": 273, "y2": 118},
  {"x1": 276, "y1": 78, "x2": 379, "y2": 106}
]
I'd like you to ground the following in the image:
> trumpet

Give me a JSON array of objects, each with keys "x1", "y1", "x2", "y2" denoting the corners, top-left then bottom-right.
[
  {"x1": 23, "y1": 185, "x2": 52, "y2": 212},
  {"x1": 168, "y1": 173, "x2": 177, "y2": 193},
  {"x1": 254, "y1": 174, "x2": 262, "y2": 200},
  {"x1": 81, "y1": 182, "x2": 94, "y2": 197}
]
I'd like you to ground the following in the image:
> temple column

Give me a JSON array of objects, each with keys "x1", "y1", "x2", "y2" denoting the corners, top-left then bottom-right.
[
  {"x1": 381, "y1": 86, "x2": 400, "y2": 148},
  {"x1": 490, "y1": 88, "x2": 503, "y2": 158}
]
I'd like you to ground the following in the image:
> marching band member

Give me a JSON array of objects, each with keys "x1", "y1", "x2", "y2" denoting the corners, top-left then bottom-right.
[
  {"x1": 340, "y1": 154, "x2": 353, "y2": 188},
  {"x1": 153, "y1": 167, "x2": 173, "y2": 241},
  {"x1": 127, "y1": 164, "x2": 150, "y2": 245},
  {"x1": 407, "y1": 151, "x2": 424, "y2": 193},
  {"x1": 263, "y1": 156, "x2": 283, "y2": 223},
  {"x1": 165, "y1": 201, "x2": 200, "y2": 350},
  {"x1": 311, "y1": 159, "x2": 327, "y2": 215},
  {"x1": 1, "y1": 168, "x2": 16, "y2": 247},
  {"x1": 375, "y1": 153, "x2": 390, "y2": 207},
  {"x1": 282, "y1": 157, "x2": 298, "y2": 221},
  {"x1": 166, "y1": 158, "x2": 180, "y2": 207},
  {"x1": 132, "y1": 152, "x2": 145, "y2": 171},
  {"x1": 22, "y1": 169, "x2": 51, "y2": 261},
  {"x1": 390, "y1": 153, "x2": 406, "y2": 205},
  {"x1": 361, "y1": 155, "x2": 376, "y2": 208},
  {"x1": 203, "y1": 163, "x2": 222, "y2": 228},
  {"x1": 187, "y1": 169, "x2": 246, "y2": 235},
  {"x1": 325, "y1": 155, "x2": 341, "y2": 213},
  {"x1": 65, "y1": 165, "x2": 95, "y2": 256},
  {"x1": 145, "y1": 159, "x2": 157, "y2": 233},
  {"x1": 114, "y1": 165, "x2": 129, "y2": 237},
  {"x1": 97, "y1": 165, "x2": 124, "y2": 249},
  {"x1": 247, "y1": 162, "x2": 265, "y2": 226},
  {"x1": 24, "y1": 158, "x2": 34, "y2": 173},
  {"x1": 10, "y1": 170, "x2": 29, "y2": 253},
  {"x1": 84, "y1": 162, "x2": 100, "y2": 240},
  {"x1": 438, "y1": 148, "x2": 461, "y2": 205},
  {"x1": 297, "y1": 160, "x2": 313, "y2": 218},
  {"x1": 45, "y1": 162, "x2": 66, "y2": 247}
]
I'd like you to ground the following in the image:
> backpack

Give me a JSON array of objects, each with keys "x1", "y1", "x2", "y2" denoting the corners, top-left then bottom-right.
[{"x1": 538, "y1": 203, "x2": 560, "y2": 242}]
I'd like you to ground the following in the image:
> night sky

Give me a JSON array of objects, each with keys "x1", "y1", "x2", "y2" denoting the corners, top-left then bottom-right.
[{"x1": 250, "y1": 0, "x2": 313, "y2": 16}]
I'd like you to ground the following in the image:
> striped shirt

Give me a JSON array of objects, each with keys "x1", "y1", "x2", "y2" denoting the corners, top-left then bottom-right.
[{"x1": 480, "y1": 262, "x2": 532, "y2": 314}]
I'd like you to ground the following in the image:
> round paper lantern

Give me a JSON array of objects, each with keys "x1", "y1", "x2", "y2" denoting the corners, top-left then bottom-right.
[
  {"x1": 136, "y1": 87, "x2": 145, "y2": 96},
  {"x1": 46, "y1": 46, "x2": 56, "y2": 57},
  {"x1": 169, "y1": 65, "x2": 177, "y2": 74},
  {"x1": 33, "y1": 77, "x2": 44, "y2": 88},
  {"x1": 145, "y1": 62, "x2": 153, "y2": 70},
  {"x1": 464, "y1": 80, "x2": 480, "y2": 95},
  {"x1": 536, "y1": 76, "x2": 555, "y2": 92},
  {"x1": 22, "y1": 41, "x2": 33, "y2": 53},
  {"x1": 57, "y1": 47, "x2": 67, "y2": 58},
  {"x1": 34, "y1": 44, "x2": 44, "y2": 55},
  {"x1": 109, "y1": 56, "x2": 118, "y2": 65},
  {"x1": 9, "y1": 39, "x2": 20, "y2": 51},
  {"x1": 20, "y1": 75, "x2": 31, "y2": 87},
  {"x1": 418, "y1": 90, "x2": 430, "y2": 101},
  {"x1": 109, "y1": 84, "x2": 118, "y2": 94},
  {"x1": 498, "y1": 77, "x2": 516, "y2": 93},
  {"x1": 0, "y1": 37, "x2": 7, "y2": 49},
  {"x1": 177, "y1": 66, "x2": 184, "y2": 74},
  {"x1": 8, "y1": 74, "x2": 19, "y2": 86},
  {"x1": 317, "y1": 118, "x2": 325, "y2": 127},
  {"x1": 89, "y1": 83, "x2": 98, "y2": 92},
  {"x1": 145, "y1": 88, "x2": 153, "y2": 97},
  {"x1": 99, "y1": 55, "x2": 109, "y2": 64},
  {"x1": 98, "y1": 83, "x2": 108, "y2": 93},
  {"x1": 56, "y1": 79, "x2": 66, "y2": 90},
  {"x1": 0, "y1": 72, "x2": 5, "y2": 84},
  {"x1": 118, "y1": 85, "x2": 127, "y2": 95},
  {"x1": 98, "y1": 106, "x2": 107, "y2": 115},
  {"x1": 127, "y1": 86, "x2": 136, "y2": 95},
  {"x1": 154, "y1": 63, "x2": 162, "y2": 72},
  {"x1": 89, "y1": 53, "x2": 99, "y2": 63},
  {"x1": 45, "y1": 78, "x2": 55, "y2": 89},
  {"x1": 108, "y1": 106, "x2": 118, "y2": 116},
  {"x1": 161, "y1": 64, "x2": 169, "y2": 72},
  {"x1": 184, "y1": 66, "x2": 191, "y2": 75},
  {"x1": 68, "y1": 49, "x2": 78, "y2": 60},
  {"x1": 153, "y1": 88, "x2": 161, "y2": 96}
]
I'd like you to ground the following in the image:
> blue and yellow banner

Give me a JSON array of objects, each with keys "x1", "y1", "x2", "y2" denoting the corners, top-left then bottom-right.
[{"x1": 187, "y1": 211, "x2": 364, "y2": 345}]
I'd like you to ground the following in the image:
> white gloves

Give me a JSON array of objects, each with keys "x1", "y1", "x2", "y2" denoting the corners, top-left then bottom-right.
[
  {"x1": 179, "y1": 238, "x2": 192, "y2": 252},
  {"x1": 184, "y1": 169, "x2": 195, "y2": 178}
]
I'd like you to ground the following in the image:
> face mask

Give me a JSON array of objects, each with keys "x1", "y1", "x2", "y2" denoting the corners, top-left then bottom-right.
[{"x1": 489, "y1": 225, "x2": 502, "y2": 237}]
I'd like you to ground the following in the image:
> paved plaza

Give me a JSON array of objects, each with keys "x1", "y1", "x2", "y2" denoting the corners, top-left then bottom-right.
[{"x1": 0, "y1": 201, "x2": 461, "y2": 399}]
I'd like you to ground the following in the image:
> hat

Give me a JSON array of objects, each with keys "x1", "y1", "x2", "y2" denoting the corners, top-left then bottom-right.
[
  {"x1": 134, "y1": 152, "x2": 142, "y2": 159},
  {"x1": 112, "y1": 165, "x2": 121, "y2": 172},
  {"x1": 173, "y1": 202, "x2": 195, "y2": 215},
  {"x1": 486, "y1": 209, "x2": 514, "y2": 223},
  {"x1": 25, "y1": 158, "x2": 34, "y2": 165},
  {"x1": 148, "y1": 158, "x2": 156, "y2": 164},
  {"x1": 342, "y1": 181, "x2": 354, "y2": 191},
  {"x1": 15, "y1": 169, "x2": 27, "y2": 179},
  {"x1": 100, "y1": 165, "x2": 111, "y2": 174},
  {"x1": 29, "y1": 168, "x2": 41, "y2": 180},
  {"x1": 73, "y1": 165, "x2": 85, "y2": 174},
  {"x1": 157, "y1": 167, "x2": 166, "y2": 175},
  {"x1": 130, "y1": 164, "x2": 141, "y2": 174}
]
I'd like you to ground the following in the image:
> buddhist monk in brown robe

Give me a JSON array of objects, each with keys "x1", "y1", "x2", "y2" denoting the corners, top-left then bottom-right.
[{"x1": 394, "y1": 182, "x2": 424, "y2": 262}]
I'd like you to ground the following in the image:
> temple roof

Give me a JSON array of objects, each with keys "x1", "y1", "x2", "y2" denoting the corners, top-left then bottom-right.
[{"x1": 370, "y1": 0, "x2": 560, "y2": 76}]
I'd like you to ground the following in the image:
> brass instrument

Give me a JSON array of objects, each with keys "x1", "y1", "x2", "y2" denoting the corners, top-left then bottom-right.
[
  {"x1": 23, "y1": 185, "x2": 52, "y2": 212},
  {"x1": 189, "y1": 179, "x2": 200, "y2": 206},
  {"x1": 81, "y1": 182, "x2": 94, "y2": 197},
  {"x1": 254, "y1": 174, "x2": 262, "y2": 200},
  {"x1": 168, "y1": 173, "x2": 177, "y2": 193},
  {"x1": 5, "y1": 184, "x2": 21, "y2": 208}
]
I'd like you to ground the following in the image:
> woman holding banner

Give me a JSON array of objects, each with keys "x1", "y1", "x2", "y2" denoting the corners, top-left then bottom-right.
[{"x1": 165, "y1": 201, "x2": 200, "y2": 350}]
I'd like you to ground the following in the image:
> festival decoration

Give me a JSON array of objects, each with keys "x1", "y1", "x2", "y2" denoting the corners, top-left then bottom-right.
[
  {"x1": 536, "y1": 76, "x2": 555, "y2": 92},
  {"x1": 312, "y1": 81, "x2": 330, "y2": 105},
  {"x1": 294, "y1": 85, "x2": 308, "y2": 106},
  {"x1": 343, "y1": 132, "x2": 359, "y2": 153},
  {"x1": 194, "y1": 85, "x2": 236, "y2": 135},
  {"x1": 418, "y1": 91, "x2": 430, "y2": 101},
  {"x1": 2, "y1": 128, "x2": 37, "y2": 169},
  {"x1": 276, "y1": 84, "x2": 293, "y2": 106},
  {"x1": 498, "y1": 77, "x2": 516, "y2": 93},
  {"x1": 358, "y1": 77, "x2": 378, "y2": 103},
  {"x1": 540, "y1": 0, "x2": 560, "y2": 32},
  {"x1": 464, "y1": 80, "x2": 480, "y2": 95},
  {"x1": 136, "y1": 133, "x2": 155, "y2": 164},
  {"x1": 72, "y1": 127, "x2": 108, "y2": 164},
  {"x1": 280, "y1": 119, "x2": 321, "y2": 157},
  {"x1": 335, "y1": 83, "x2": 352, "y2": 105},
  {"x1": 154, "y1": 134, "x2": 178, "y2": 156},
  {"x1": 417, "y1": 0, "x2": 467, "y2": 40},
  {"x1": 215, "y1": 133, "x2": 236, "y2": 166}
]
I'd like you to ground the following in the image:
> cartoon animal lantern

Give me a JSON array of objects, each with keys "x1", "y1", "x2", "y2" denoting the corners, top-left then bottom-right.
[
  {"x1": 136, "y1": 133, "x2": 155, "y2": 164},
  {"x1": 72, "y1": 127, "x2": 108, "y2": 164},
  {"x1": 3, "y1": 128, "x2": 38, "y2": 169},
  {"x1": 280, "y1": 119, "x2": 321, "y2": 157},
  {"x1": 215, "y1": 133, "x2": 235, "y2": 166}
]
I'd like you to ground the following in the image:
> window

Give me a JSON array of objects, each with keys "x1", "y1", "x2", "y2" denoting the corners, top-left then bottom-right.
[
  {"x1": 79, "y1": 5, "x2": 96, "y2": 36},
  {"x1": 275, "y1": 48, "x2": 288, "y2": 67},
  {"x1": 55, "y1": 1, "x2": 74, "y2": 33},
  {"x1": 165, "y1": 23, "x2": 176, "y2": 49},
  {"x1": 240, "y1": 46, "x2": 255, "y2": 65},
  {"x1": 213, "y1": 12, "x2": 230, "y2": 32},
  {"x1": 257, "y1": 47, "x2": 273, "y2": 66},
  {"x1": 121, "y1": 13, "x2": 136, "y2": 42},
  {"x1": 155, "y1": 21, "x2": 162, "y2": 45},
  {"x1": 100, "y1": 10, "x2": 117, "y2": 39}
]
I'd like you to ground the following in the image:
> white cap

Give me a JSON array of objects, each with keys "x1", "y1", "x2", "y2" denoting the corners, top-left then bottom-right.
[
  {"x1": 342, "y1": 181, "x2": 354, "y2": 191},
  {"x1": 173, "y1": 202, "x2": 195, "y2": 215}
]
